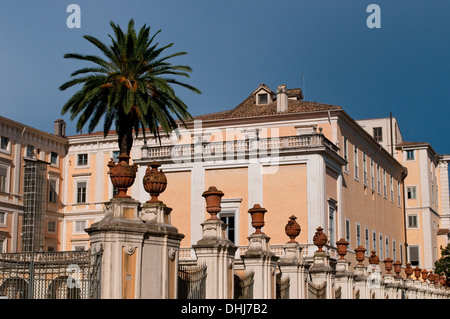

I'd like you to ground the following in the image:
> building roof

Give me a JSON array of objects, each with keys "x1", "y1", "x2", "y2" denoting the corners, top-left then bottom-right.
[{"x1": 193, "y1": 87, "x2": 342, "y2": 121}]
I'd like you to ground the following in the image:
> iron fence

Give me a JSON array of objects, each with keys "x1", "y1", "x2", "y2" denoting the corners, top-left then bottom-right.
[
  {"x1": 178, "y1": 263, "x2": 207, "y2": 299},
  {"x1": 0, "y1": 249, "x2": 102, "y2": 299}
]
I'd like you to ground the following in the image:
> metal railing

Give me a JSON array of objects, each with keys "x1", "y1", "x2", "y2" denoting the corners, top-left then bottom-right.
[
  {"x1": 0, "y1": 249, "x2": 102, "y2": 299},
  {"x1": 178, "y1": 263, "x2": 207, "y2": 299}
]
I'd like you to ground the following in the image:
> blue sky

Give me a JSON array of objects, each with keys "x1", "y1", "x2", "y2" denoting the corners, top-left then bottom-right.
[{"x1": 0, "y1": 1, "x2": 449, "y2": 154}]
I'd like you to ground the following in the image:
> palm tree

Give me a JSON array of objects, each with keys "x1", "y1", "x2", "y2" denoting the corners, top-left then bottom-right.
[{"x1": 60, "y1": 19, "x2": 200, "y2": 161}]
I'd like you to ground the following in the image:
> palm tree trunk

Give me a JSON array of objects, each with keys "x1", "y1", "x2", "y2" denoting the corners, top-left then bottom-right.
[{"x1": 117, "y1": 116, "x2": 133, "y2": 162}]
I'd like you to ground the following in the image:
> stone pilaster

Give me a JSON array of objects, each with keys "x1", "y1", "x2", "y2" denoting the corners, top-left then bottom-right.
[
  {"x1": 140, "y1": 202, "x2": 185, "y2": 299},
  {"x1": 308, "y1": 251, "x2": 334, "y2": 299},
  {"x1": 86, "y1": 198, "x2": 147, "y2": 299},
  {"x1": 353, "y1": 264, "x2": 370, "y2": 299},
  {"x1": 192, "y1": 219, "x2": 237, "y2": 299},
  {"x1": 334, "y1": 258, "x2": 354, "y2": 299},
  {"x1": 241, "y1": 233, "x2": 279, "y2": 299},
  {"x1": 278, "y1": 242, "x2": 306, "y2": 299}
]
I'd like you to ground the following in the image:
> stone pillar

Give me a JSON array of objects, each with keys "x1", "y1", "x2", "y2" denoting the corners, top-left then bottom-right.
[
  {"x1": 334, "y1": 239, "x2": 354, "y2": 299},
  {"x1": 140, "y1": 201, "x2": 185, "y2": 299},
  {"x1": 307, "y1": 227, "x2": 333, "y2": 299},
  {"x1": 438, "y1": 159, "x2": 450, "y2": 230},
  {"x1": 353, "y1": 246, "x2": 369, "y2": 299},
  {"x1": 87, "y1": 198, "x2": 147, "y2": 299},
  {"x1": 383, "y1": 258, "x2": 396, "y2": 299},
  {"x1": 367, "y1": 250, "x2": 383, "y2": 299},
  {"x1": 241, "y1": 204, "x2": 278, "y2": 299},
  {"x1": 192, "y1": 186, "x2": 237, "y2": 299},
  {"x1": 278, "y1": 216, "x2": 306, "y2": 299}
]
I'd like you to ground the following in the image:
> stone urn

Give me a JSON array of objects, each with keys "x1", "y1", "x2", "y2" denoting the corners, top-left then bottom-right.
[
  {"x1": 440, "y1": 275, "x2": 446, "y2": 286},
  {"x1": 248, "y1": 204, "x2": 267, "y2": 234},
  {"x1": 383, "y1": 258, "x2": 394, "y2": 274},
  {"x1": 413, "y1": 266, "x2": 422, "y2": 280},
  {"x1": 369, "y1": 250, "x2": 380, "y2": 265},
  {"x1": 202, "y1": 186, "x2": 224, "y2": 220},
  {"x1": 143, "y1": 162, "x2": 167, "y2": 203},
  {"x1": 107, "y1": 153, "x2": 138, "y2": 198},
  {"x1": 285, "y1": 215, "x2": 301, "y2": 243},
  {"x1": 421, "y1": 269, "x2": 428, "y2": 281},
  {"x1": 354, "y1": 246, "x2": 366, "y2": 265},
  {"x1": 336, "y1": 238, "x2": 349, "y2": 260},
  {"x1": 427, "y1": 271, "x2": 435, "y2": 284},
  {"x1": 405, "y1": 263, "x2": 413, "y2": 279},
  {"x1": 393, "y1": 260, "x2": 402, "y2": 277},
  {"x1": 312, "y1": 227, "x2": 327, "y2": 252}
]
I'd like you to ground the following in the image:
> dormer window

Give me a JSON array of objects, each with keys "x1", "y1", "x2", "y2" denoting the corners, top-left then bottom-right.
[
  {"x1": 253, "y1": 84, "x2": 274, "y2": 105},
  {"x1": 258, "y1": 93, "x2": 268, "y2": 104}
]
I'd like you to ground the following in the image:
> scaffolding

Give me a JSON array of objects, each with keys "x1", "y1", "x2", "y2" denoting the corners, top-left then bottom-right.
[{"x1": 22, "y1": 159, "x2": 48, "y2": 252}]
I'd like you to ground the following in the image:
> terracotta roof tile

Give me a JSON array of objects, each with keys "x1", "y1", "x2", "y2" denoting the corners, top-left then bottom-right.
[{"x1": 193, "y1": 89, "x2": 341, "y2": 121}]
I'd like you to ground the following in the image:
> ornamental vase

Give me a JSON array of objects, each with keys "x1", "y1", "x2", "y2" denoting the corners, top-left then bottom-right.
[
  {"x1": 248, "y1": 204, "x2": 267, "y2": 234},
  {"x1": 336, "y1": 238, "x2": 349, "y2": 260},
  {"x1": 369, "y1": 250, "x2": 380, "y2": 265},
  {"x1": 393, "y1": 260, "x2": 402, "y2": 276},
  {"x1": 354, "y1": 246, "x2": 366, "y2": 265},
  {"x1": 143, "y1": 162, "x2": 167, "y2": 203},
  {"x1": 285, "y1": 215, "x2": 301, "y2": 243},
  {"x1": 312, "y1": 227, "x2": 327, "y2": 252},
  {"x1": 202, "y1": 186, "x2": 224, "y2": 220},
  {"x1": 405, "y1": 263, "x2": 413, "y2": 279},
  {"x1": 108, "y1": 153, "x2": 138, "y2": 198}
]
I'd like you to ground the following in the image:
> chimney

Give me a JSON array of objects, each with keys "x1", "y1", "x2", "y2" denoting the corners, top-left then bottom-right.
[
  {"x1": 54, "y1": 119, "x2": 66, "y2": 137},
  {"x1": 277, "y1": 84, "x2": 288, "y2": 112}
]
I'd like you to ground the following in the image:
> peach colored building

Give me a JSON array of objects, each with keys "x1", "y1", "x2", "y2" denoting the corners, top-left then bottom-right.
[
  {"x1": 1, "y1": 84, "x2": 448, "y2": 275},
  {"x1": 63, "y1": 84, "x2": 410, "y2": 268},
  {"x1": 358, "y1": 117, "x2": 450, "y2": 269},
  {"x1": 0, "y1": 116, "x2": 67, "y2": 253}
]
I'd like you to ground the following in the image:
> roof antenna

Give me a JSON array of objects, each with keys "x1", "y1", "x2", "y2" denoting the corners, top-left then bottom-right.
[{"x1": 302, "y1": 74, "x2": 305, "y2": 97}]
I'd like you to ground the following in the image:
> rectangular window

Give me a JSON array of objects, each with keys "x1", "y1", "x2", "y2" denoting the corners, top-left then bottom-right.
[
  {"x1": 50, "y1": 152, "x2": 58, "y2": 165},
  {"x1": 0, "y1": 137, "x2": 9, "y2": 150},
  {"x1": 49, "y1": 180, "x2": 57, "y2": 203},
  {"x1": 77, "y1": 154, "x2": 88, "y2": 166},
  {"x1": 75, "y1": 220, "x2": 86, "y2": 233},
  {"x1": 76, "y1": 181, "x2": 87, "y2": 203},
  {"x1": 365, "y1": 228, "x2": 369, "y2": 255},
  {"x1": 47, "y1": 221, "x2": 56, "y2": 233},
  {"x1": 363, "y1": 153, "x2": 367, "y2": 185},
  {"x1": 383, "y1": 170, "x2": 387, "y2": 198},
  {"x1": 343, "y1": 137, "x2": 348, "y2": 172},
  {"x1": 385, "y1": 237, "x2": 389, "y2": 258},
  {"x1": 0, "y1": 166, "x2": 7, "y2": 193},
  {"x1": 113, "y1": 151, "x2": 120, "y2": 163},
  {"x1": 409, "y1": 245, "x2": 420, "y2": 266},
  {"x1": 329, "y1": 207, "x2": 335, "y2": 246},
  {"x1": 74, "y1": 246, "x2": 86, "y2": 252},
  {"x1": 354, "y1": 145, "x2": 359, "y2": 179},
  {"x1": 390, "y1": 176, "x2": 394, "y2": 202},
  {"x1": 397, "y1": 182, "x2": 401, "y2": 206},
  {"x1": 379, "y1": 234, "x2": 383, "y2": 260},
  {"x1": 373, "y1": 127, "x2": 383, "y2": 142},
  {"x1": 393, "y1": 240, "x2": 396, "y2": 262},
  {"x1": 258, "y1": 93, "x2": 268, "y2": 104},
  {"x1": 371, "y1": 159, "x2": 375, "y2": 190},
  {"x1": 406, "y1": 150, "x2": 415, "y2": 161},
  {"x1": 356, "y1": 224, "x2": 361, "y2": 247},
  {"x1": 377, "y1": 164, "x2": 381, "y2": 194},
  {"x1": 373, "y1": 231, "x2": 377, "y2": 253},
  {"x1": 407, "y1": 186, "x2": 416, "y2": 199},
  {"x1": 0, "y1": 212, "x2": 6, "y2": 226},
  {"x1": 220, "y1": 214, "x2": 235, "y2": 244},
  {"x1": 408, "y1": 215, "x2": 418, "y2": 228},
  {"x1": 345, "y1": 219, "x2": 350, "y2": 243},
  {"x1": 26, "y1": 145, "x2": 34, "y2": 158}
]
